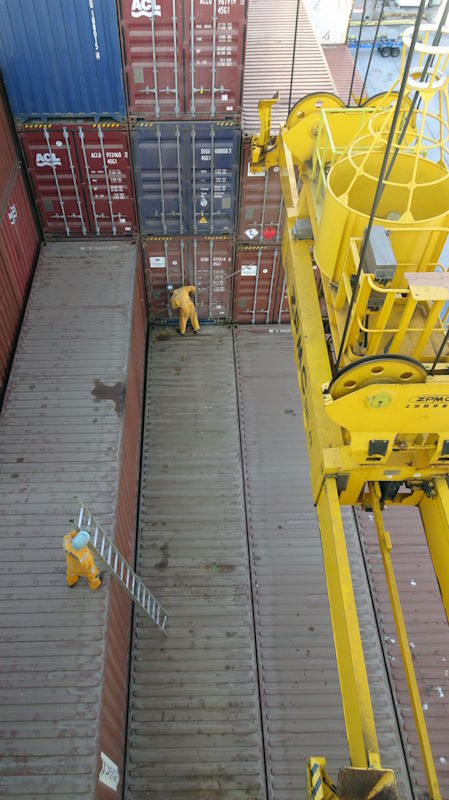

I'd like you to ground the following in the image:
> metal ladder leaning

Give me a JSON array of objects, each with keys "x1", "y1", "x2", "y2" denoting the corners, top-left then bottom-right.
[{"x1": 77, "y1": 499, "x2": 168, "y2": 635}]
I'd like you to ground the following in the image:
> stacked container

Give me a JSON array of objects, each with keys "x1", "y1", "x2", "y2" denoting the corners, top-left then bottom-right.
[
  {"x1": 0, "y1": 81, "x2": 40, "y2": 400},
  {"x1": 0, "y1": 0, "x2": 137, "y2": 239},
  {"x1": 235, "y1": 0, "x2": 337, "y2": 323},
  {"x1": 117, "y1": 0, "x2": 247, "y2": 321}
]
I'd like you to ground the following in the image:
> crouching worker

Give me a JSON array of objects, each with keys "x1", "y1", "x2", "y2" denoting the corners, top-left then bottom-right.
[
  {"x1": 62, "y1": 529, "x2": 102, "y2": 590},
  {"x1": 167, "y1": 284, "x2": 200, "y2": 335}
]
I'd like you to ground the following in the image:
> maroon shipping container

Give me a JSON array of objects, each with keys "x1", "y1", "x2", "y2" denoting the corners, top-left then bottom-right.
[
  {"x1": 0, "y1": 82, "x2": 19, "y2": 213},
  {"x1": 118, "y1": 0, "x2": 247, "y2": 119},
  {"x1": 233, "y1": 245, "x2": 282, "y2": 323},
  {"x1": 273, "y1": 264, "x2": 290, "y2": 324},
  {"x1": 238, "y1": 139, "x2": 284, "y2": 245},
  {"x1": 323, "y1": 45, "x2": 365, "y2": 105},
  {"x1": 19, "y1": 123, "x2": 137, "y2": 238},
  {"x1": 0, "y1": 241, "x2": 146, "y2": 799},
  {"x1": 0, "y1": 169, "x2": 40, "y2": 398},
  {"x1": 143, "y1": 236, "x2": 234, "y2": 320}
]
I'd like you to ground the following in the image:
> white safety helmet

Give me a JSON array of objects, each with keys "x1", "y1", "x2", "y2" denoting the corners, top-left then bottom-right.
[
  {"x1": 166, "y1": 284, "x2": 175, "y2": 293},
  {"x1": 72, "y1": 530, "x2": 90, "y2": 550}
]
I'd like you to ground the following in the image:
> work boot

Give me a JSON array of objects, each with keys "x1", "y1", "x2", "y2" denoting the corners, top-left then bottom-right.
[
  {"x1": 176, "y1": 328, "x2": 183, "y2": 335},
  {"x1": 193, "y1": 329, "x2": 199, "y2": 335}
]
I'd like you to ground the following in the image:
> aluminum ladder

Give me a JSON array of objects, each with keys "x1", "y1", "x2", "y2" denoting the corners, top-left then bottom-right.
[{"x1": 77, "y1": 499, "x2": 168, "y2": 635}]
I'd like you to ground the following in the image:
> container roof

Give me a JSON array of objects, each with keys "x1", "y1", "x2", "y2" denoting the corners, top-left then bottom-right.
[{"x1": 242, "y1": 0, "x2": 336, "y2": 135}]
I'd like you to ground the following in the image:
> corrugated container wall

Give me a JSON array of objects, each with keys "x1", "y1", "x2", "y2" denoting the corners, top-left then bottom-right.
[
  {"x1": 0, "y1": 81, "x2": 19, "y2": 213},
  {"x1": 323, "y1": 45, "x2": 366, "y2": 105},
  {"x1": 0, "y1": 169, "x2": 40, "y2": 400},
  {"x1": 143, "y1": 236, "x2": 234, "y2": 321},
  {"x1": 238, "y1": 139, "x2": 284, "y2": 245},
  {"x1": 241, "y1": 0, "x2": 336, "y2": 135},
  {"x1": 20, "y1": 124, "x2": 137, "y2": 238},
  {"x1": 0, "y1": 0, "x2": 126, "y2": 121},
  {"x1": 118, "y1": 0, "x2": 247, "y2": 119},
  {"x1": 132, "y1": 122, "x2": 240, "y2": 236}
]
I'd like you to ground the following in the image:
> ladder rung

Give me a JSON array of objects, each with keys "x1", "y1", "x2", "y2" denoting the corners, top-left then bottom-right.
[{"x1": 77, "y1": 499, "x2": 168, "y2": 634}]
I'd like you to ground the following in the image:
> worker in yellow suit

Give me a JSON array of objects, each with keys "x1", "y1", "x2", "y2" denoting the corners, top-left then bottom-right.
[
  {"x1": 167, "y1": 284, "x2": 200, "y2": 335},
  {"x1": 62, "y1": 529, "x2": 102, "y2": 590}
]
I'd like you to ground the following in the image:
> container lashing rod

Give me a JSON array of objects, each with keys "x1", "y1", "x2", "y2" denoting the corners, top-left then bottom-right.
[{"x1": 76, "y1": 499, "x2": 168, "y2": 635}]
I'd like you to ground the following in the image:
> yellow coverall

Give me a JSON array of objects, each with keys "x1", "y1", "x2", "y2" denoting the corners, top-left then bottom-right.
[
  {"x1": 62, "y1": 530, "x2": 101, "y2": 590},
  {"x1": 170, "y1": 285, "x2": 200, "y2": 334}
]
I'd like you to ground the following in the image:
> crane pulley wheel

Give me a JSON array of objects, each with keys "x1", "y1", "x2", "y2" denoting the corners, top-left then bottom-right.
[
  {"x1": 327, "y1": 354, "x2": 427, "y2": 400},
  {"x1": 286, "y1": 92, "x2": 344, "y2": 129}
]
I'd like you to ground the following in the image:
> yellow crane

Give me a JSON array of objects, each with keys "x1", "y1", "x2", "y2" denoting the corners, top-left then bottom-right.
[{"x1": 251, "y1": 20, "x2": 449, "y2": 800}]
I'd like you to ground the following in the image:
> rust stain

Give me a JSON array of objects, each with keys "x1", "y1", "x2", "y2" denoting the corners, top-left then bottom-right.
[{"x1": 91, "y1": 380, "x2": 125, "y2": 417}]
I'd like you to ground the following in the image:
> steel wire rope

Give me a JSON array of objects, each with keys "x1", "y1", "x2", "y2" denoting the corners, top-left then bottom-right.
[
  {"x1": 358, "y1": 0, "x2": 388, "y2": 106},
  {"x1": 288, "y1": 0, "x2": 301, "y2": 113},
  {"x1": 384, "y1": 0, "x2": 449, "y2": 184},
  {"x1": 347, "y1": 0, "x2": 369, "y2": 106},
  {"x1": 334, "y1": 0, "x2": 428, "y2": 373}
]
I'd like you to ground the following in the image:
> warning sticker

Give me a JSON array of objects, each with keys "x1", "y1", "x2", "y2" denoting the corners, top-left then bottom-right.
[
  {"x1": 241, "y1": 264, "x2": 258, "y2": 277},
  {"x1": 199, "y1": 213, "x2": 208, "y2": 224},
  {"x1": 150, "y1": 256, "x2": 166, "y2": 268},
  {"x1": 245, "y1": 227, "x2": 259, "y2": 240}
]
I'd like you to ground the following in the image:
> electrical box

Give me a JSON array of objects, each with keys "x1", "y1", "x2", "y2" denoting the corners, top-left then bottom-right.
[{"x1": 363, "y1": 226, "x2": 397, "y2": 282}]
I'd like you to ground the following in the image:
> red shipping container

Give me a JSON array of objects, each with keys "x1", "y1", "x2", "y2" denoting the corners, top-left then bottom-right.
[
  {"x1": 143, "y1": 236, "x2": 234, "y2": 321},
  {"x1": 0, "y1": 83, "x2": 19, "y2": 213},
  {"x1": 118, "y1": 0, "x2": 246, "y2": 119},
  {"x1": 0, "y1": 169, "x2": 40, "y2": 397},
  {"x1": 233, "y1": 245, "x2": 282, "y2": 323},
  {"x1": 19, "y1": 123, "x2": 137, "y2": 238},
  {"x1": 273, "y1": 267, "x2": 290, "y2": 324},
  {"x1": 238, "y1": 139, "x2": 284, "y2": 245}
]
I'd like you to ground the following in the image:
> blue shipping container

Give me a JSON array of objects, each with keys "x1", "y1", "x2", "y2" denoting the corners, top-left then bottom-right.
[
  {"x1": 0, "y1": 0, "x2": 126, "y2": 121},
  {"x1": 132, "y1": 123, "x2": 240, "y2": 236}
]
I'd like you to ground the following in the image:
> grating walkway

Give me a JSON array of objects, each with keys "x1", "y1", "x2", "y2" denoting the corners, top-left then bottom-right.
[
  {"x1": 125, "y1": 327, "x2": 266, "y2": 800},
  {"x1": 233, "y1": 327, "x2": 412, "y2": 800}
]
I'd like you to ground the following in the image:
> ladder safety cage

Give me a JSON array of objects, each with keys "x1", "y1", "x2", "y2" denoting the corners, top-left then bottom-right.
[{"x1": 76, "y1": 498, "x2": 168, "y2": 635}]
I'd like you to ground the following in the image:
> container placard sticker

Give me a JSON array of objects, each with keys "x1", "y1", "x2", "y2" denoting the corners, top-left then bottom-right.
[
  {"x1": 99, "y1": 752, "x2": 119, "y2": 791},
  {"x1": 150, "y1": 256, "x2": 166, "y2": 268},
  {"x1": 245, "y1": 228, "x2": 258, "y2": 240},
  {"x1": 241, "y1": 264, "x2": 258, "y2": 277}
]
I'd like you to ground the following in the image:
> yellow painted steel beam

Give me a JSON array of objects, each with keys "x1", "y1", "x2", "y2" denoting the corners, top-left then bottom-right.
[
  {"x1": 282, "y1": 224, "x2": 342, "y2": 502},
  {"x1": 419, "y1": 477, "x2": 449, "y2": 624},
  {"x1": 316, "y1": 478, "x2": 380, "y2": 769},
  {"x1": 369, "y1": 482, "x2": 442, "y2": 800}
]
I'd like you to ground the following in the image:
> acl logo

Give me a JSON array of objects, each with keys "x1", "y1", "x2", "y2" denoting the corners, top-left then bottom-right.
[
  {"x1": 36, "y1": 152, "x2": 62, "y2": 168},
  {"x1": 8, "y1": 204, "x2": 17, "y2": 225},
  {"x1": 131, "y1": 0, "x2": 162, "y2": 18}
]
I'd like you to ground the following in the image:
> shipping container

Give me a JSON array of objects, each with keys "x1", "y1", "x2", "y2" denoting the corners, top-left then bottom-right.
[
  {"x1": 143, "y1": 236, "x2": 234, "y2": 320},
  {"x1": 118, "y1": 0, "x2": 247, "y2": 119},
  {"x1": 0, "y1": 169, "x2": 40, "y2": 400},
  {"x1": 242, "y1": 0, "x2": 336, "y2": 135},
  {"x1": 237, "y1": 139, "x2": 284, "y2": 244},
  {"x1": 0, "y1": 240, "x2": 146, "y2": 799},
  {"x1": 323, "y1": 45, "x2": 365, "y2": 105},
  {"x1": 233, "y1": 245, "x2": 281, "y2": 323},
  {"x1": 0, "y1": 0, "x2": 126, "y2": 121},
  {"x1": 132, "y1": 122, "x2": 240, "y2": 236},
  {"x1": 20, "y1": 123, "x2": 137, "y2": 238},
  {"x1": 0, "y1": 80, "x2": 20, "y2": 213}
]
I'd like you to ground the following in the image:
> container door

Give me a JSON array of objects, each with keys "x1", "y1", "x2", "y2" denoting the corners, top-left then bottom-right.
[
  {"x1": 75, "y1": 126, "x2": 137, "y2": 236},
  {"x1": 132, "y1": 124, "x2": 187, "y2": 235},
  {"x1": 184, "y1": 0, "x2": 246, "y2": 117},
  {"x1": 0, "y1": 0, "x2": 126, "y2": 120},
  {"x1": 190, "y1": 238, "x2": 233, "y2": 320},
  {"x1": 238, "y1": 140, "x2": 284, "y2": 245},
  {"x1": 143, "y1": 238, "x2": 186, "y2": 317},
  {"x1": 20, "y1": 127, "x2": 90, "y2": 237},
  {"x1": 119, "y1": 0, "x2": 183, "y2": 118},
  {"x1": 233, "y1": 247, "x2": 281, "y2": 323},
  {"x1": 0, "y1": 171, "x2": 40, "y2": 302},
  {"x1": 188, "y1": 123, "x2": 239, "y2": 235}
]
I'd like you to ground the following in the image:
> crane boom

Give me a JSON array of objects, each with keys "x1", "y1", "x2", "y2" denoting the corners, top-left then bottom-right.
[{"x1": 251, "y1": 20, "x2": 449, "y2": 800}]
